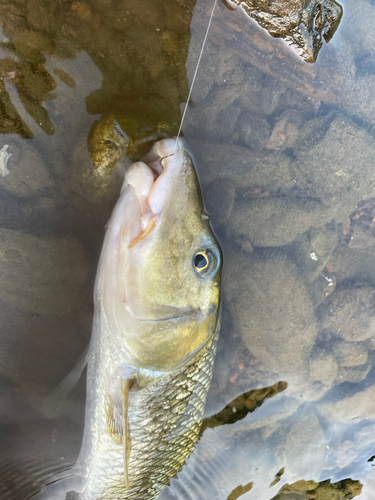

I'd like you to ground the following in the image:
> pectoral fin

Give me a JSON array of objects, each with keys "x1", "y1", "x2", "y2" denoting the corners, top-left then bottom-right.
[
  {"x1": 42, "y1": 345, "x2": 90, "y2": 418},
  {"x1": 106, "y1": 378, "x2": 134, "y2": 488},
  {"x1": 122, "y1": 378, "x2": 131, "y2": 487}
]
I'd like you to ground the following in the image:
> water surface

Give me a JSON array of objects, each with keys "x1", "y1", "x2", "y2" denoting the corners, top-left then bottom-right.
[{"x1": 1, "y1": 0, "x2": 375, "y2": 499}]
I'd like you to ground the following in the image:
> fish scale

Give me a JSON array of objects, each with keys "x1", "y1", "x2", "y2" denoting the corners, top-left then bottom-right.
[{"x1": 96, "y1": 326, "x2": 219, "y2": 500}]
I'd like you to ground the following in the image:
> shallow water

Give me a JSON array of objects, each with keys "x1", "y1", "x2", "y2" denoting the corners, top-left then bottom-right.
[{"x1": 0, "y1": 0, "x2": 375, "y2": 498}]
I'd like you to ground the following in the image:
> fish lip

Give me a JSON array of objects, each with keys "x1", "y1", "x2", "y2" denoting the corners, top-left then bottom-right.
[
  {"x1": 141, "y1": 138, "x2": 182, "y2": 167},
  {"x1": 124, "y1": 304, "x2": 215, "y2": 323}
]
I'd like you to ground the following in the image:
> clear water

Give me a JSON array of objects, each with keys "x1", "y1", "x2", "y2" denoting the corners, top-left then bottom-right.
[{"x1": 1, "y1": 0, "x2": 375, "y2": 498}]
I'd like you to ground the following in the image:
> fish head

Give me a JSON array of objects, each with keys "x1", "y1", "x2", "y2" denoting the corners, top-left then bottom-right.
[{"x1": 97, "y1": 138, "x2": 221, "y2": 371}]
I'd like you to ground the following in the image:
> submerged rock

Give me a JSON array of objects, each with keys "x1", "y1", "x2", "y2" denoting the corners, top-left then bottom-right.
[
  {"x1": 335, "y1": 364, "x2": 371, "y2": 384},
  {"x1": 275, "y1": 413, "x2": 326, "y2": 480},
  {"x1": 308, "y1": 349, "x2": 338, "y2": 388},
  {"x1": 196, "y1": 142, "x2": 294, "y2": 189},
  {"x1": 318, "y1": 287, "x2": 375, "y2": 342},
  {"x1": 333, "y1": 341, "x2": 368, "y2": 368},
  {"x1": 318, "y1": 384, "x2": 375, "y2": 424},
  {"x1": 307, "y1": 271, "x2": 337, "y2": 308},
  {"x1": 0, "y1": 228, "x2": 89, "y2": 315},
  {"x1": 235, "y1": 111, "x2": 271, "y2": 151},
  {"x1": 355, "y1": 422, "x2": 375, "y2": 450},
  {"x1": 266, "y1": 110, "x2": 302, "y2": 151},
  {"x1": 228, "y1": 197, "x2": 331, "y2": 248},
  {"x1": 225, "y1": 253, "x2": 317, "y2": 381},
  {"x1": 294, "y1": 117, "x2": 375, "y2": 223},
  {"x1": 88, "y1": 115, "x2": 130, "y2": 173},
  {"x1": 295, "y1": 227, "x2": 338, "y2": 283},
  {"x1": 204, "y1": 178, "x2": 236, "y2": 227}
]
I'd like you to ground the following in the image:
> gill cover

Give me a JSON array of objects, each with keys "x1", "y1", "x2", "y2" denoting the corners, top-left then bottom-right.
[{"x1": 97, "y1": 139, "x2": 221, "y2": 371}]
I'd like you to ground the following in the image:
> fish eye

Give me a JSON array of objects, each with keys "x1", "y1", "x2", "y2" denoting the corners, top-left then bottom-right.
[{"x1": 193, "y1": 249, "x2": 217, "y2": 277}]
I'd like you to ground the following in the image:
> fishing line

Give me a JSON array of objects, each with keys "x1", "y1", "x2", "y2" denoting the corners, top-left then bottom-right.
[{"x1": 173, "y1": 0, "x2": 218, "y2": 153}]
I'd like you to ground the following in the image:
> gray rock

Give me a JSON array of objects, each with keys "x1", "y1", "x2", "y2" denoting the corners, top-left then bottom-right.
[
  {"x1": 190, "y1": 139, "x2": 294, "y2": 191},
  {"x1": 229, "y1": 65, "x2": 263, "y2": 116},
  {"x1": 319, "y1": 287, "x2": 375, "y2": 342},
  {"x1": 305, "y1": 350, "x2": 339, "y2": 401},
  {"x1": 309, "y1": 350, "x2": 339, "y2": 386},
  {"x1": 331, "y1": 440, "x2": 357, "y2": 470},
  {"x1": 275, "y1": 413, "x2": 326, "y2": 480},
  {"x1": 186, "y1": 39, "x2": 243, "y2": 104},
  {"x1": 348, "y1": 225, "x2": 375, "y2": 251},
  {"x1": 234, "y1": 235, "x2": 254, "y2": 254},
  {"x1": 243, "y1": 63, "x2": 263, "y2": 94},
  {"x1": 293, "y1": 117, "x2": 375, "y2": 219},
  {"x1": 228, "y1": 197, "x2": 332, "y2": 248},
  {"x1": 301, "y1": 227, "x2": 338, "y2": 283},
  {"x1": 0, "y1": 228, "x2": 89, "y2": 315},
  {"x1": 214, "y1": 105, "x2": 242, "y2": 142},
  {"x1": 224, "y1": 253, "x2": 317, "y2": 380},
  {"x1": 185, "y1": 39, "x2": 218, "y2": 103},
  {"x1": 204, "y1": 178, "x2": 235, "y2": 227},
  {"x1": 367, "y1": 337, "x2": 375, "y2": 352},
  {"x1": 334, "y1": 246, "x2": 375, "y2": 290},
  {"x1": 235, "y1": 111, "x2": 271, "y2": 151},
  {"x1": 333, "y1": 341, "x2": 369, "y2": 367},
  {"x1": 266, "y1": 110, "x2": 303, "y2": 151},
  {"x1": 318, "y1": 384, "x2": 375, "y2": 424},
  {"x1": 355, "y1": 422, "x2": 375, "y2": 449},
  {"x1": 307, "y1": 271, "x2": 336, "y2": 308},
  {"x1": 335, "y1": 364, "x2": 371, "y2": 384},
  {"x1": 200, "y1": 63, "x2": 247, "y2": 132},
  {"x1": 259, "y1": 75, "x2": 287, "y2": 115}
]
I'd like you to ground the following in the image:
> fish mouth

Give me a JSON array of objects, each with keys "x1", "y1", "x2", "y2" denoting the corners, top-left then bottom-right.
[
  {"x1": 122, "y1": 138, "x2": 182, "y2": 248},
  {"x1": 124, "y1": 303, "x2": 216, "y2": 323}
]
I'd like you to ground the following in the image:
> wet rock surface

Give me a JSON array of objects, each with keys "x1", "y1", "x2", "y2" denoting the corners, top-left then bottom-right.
[
  {"x1": 224, "y1": 252, "x2": 317, "y2": 380},
  {"x1": 272, "y1": 478, "x2": 362, "y2": 500},
  {"x1": 293, "y1": 117, "x2": 375, "y2": 218},
  {"x1": 228, "y1": 198, "x2": 329, "y2": 247},
  {"x1": 224, "y1": 0, "x2": 343, "y2": 63},
  {"x1": 318, "y1": 384, "x2": 375, "y2": 424},
  {"x1": 275, "y1": 413, "x2": 327, "y2": 480},
  {"x1": 308, "y1": 349, "x2": 339, "y2": 388},
  {"x1": 333, "y1": 341, "x2": 369, "y2": 367},
  {"x1": 318, "y1": 287, "x2": 375, "y2": 342}
]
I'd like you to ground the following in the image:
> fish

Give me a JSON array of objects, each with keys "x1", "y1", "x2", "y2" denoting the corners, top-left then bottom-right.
[{"x1": 33, "y1": 138, "x2": 222, "y2": 500}]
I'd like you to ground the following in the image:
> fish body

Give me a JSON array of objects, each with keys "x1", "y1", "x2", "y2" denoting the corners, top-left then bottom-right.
[
  {"x1": 34, "y1": 138, "x2": 221, "y2": 500},
  {"x1": 81, "y1": 314, "x2": 219, "y2": 500}
]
